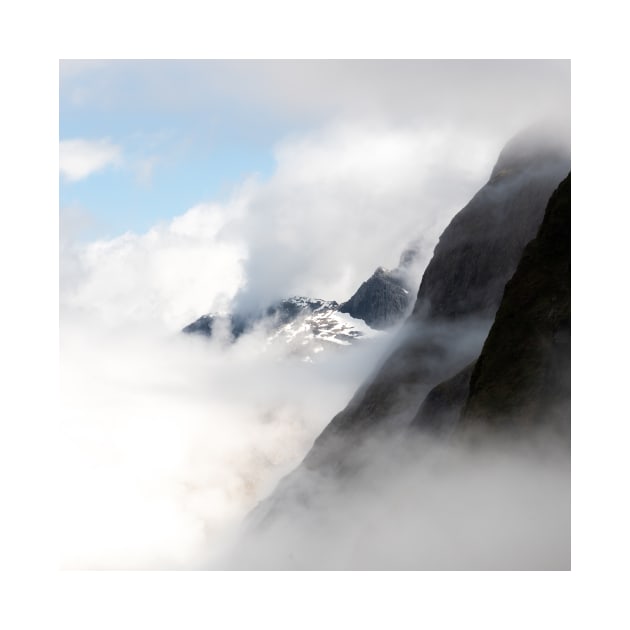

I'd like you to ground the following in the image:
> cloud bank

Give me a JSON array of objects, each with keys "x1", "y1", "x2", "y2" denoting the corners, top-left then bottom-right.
[
  {"x1": 61, "y1": 60, "x2": 570, "y2": 138},
  {"x1": 60, "y1": 119, "x2": 497, "y2": 568},
  {"x1": 61, "y1": 119, "x2": 497, "y2": 330},
  {"x1": 59, "y1": 308, "x2": 396, "y2": 568}
]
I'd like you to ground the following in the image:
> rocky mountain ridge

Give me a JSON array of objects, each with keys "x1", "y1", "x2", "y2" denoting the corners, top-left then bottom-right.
[{"x1": 183, "y1": 241, "x2": 423, "y2": 351}]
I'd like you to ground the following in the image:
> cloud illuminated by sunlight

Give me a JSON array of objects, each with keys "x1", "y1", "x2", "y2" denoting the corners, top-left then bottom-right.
[{"x1": 59, "y1": 137, "x2": 122, "y2": 181}]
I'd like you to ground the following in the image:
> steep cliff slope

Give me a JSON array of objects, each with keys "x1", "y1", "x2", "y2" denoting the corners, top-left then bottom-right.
[
  {"x1": 413, "y1": 127, "x2": 570, "y2": 320},
  {"x1": 412, "y1": 173, "x2": 571, "y2": 432},
  {"x1": 411, "y1": 361, "x2": 476, "y2": 433},
  {"x1": 461, "y1": 173, "x2": 571, "y2": 428}
]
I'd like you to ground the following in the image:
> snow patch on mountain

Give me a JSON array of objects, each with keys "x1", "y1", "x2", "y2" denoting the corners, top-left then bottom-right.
[{"x1": 268, "y1": 305, "x2": 382, "y2": 359}]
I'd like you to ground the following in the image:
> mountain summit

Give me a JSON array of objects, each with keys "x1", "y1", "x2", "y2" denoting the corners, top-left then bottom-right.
[
  {"x1": 338, "y1": 242, "x2": 421, "y2": 329},
  {"x1": 182, "y1": 240, "x2": 422, "y2": 352}
]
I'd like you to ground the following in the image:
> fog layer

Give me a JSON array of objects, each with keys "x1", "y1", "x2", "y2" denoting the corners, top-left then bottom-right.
[
  {"x1": 223, "y1": 430, "x2": 570, "y2": 570},
  {"x1": 60, "y1": 313, "x2": 397, "y2": 569}
]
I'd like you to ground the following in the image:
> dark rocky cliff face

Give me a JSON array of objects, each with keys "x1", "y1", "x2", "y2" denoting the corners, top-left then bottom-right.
[
  {"x1": 461, "y1": 174, "x2": 571, "y2": 429},
  {"x1": 412, "y1": 127, "x2": 570, "y2": 321},
  {"x1": 412, "y1": 173, "x2": 571, "y2": 433}
]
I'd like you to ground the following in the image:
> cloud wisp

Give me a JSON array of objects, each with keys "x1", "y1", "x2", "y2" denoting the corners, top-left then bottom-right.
[{"x1": 59, "y1": 137, "x2": 122, "y2": 182}]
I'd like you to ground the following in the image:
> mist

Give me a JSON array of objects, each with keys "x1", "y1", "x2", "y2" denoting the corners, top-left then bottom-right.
[
  {"x1": 222, "y1": 428, "x2": 570, "y2": 570},
  {"x1": 59, "y1": 309, "x2": 398, "y2": 569}
]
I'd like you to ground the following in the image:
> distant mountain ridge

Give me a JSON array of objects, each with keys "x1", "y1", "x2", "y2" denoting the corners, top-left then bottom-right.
[{"x1": 182, "y1": 240, "x2": 423, "y2": 351}]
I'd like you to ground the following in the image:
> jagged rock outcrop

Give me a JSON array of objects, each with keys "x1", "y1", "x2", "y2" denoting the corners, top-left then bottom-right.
[
  {"x1": 338, "y1": 267, "x2": 411, "y2": 329},
  {"x1": 183, "y1": 240, "x2": 423, "y2": 348},
  {"x1": 338, "y1": 242, "x2": 422, "y2": 329}
]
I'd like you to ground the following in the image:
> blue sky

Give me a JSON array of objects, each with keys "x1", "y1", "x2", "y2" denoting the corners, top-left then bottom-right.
[
  {"x1": 59, "y1": 126, "x2": 276, "y2": 239},
  {"x1": 59, "y1": 62, "x2": 311, "y2": 240}
]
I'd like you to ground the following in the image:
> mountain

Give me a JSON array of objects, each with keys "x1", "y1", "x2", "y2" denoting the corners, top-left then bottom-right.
[
  {"x1": 183, "y1": 296, "x2": 340, "y2": 340},
  {"x1": 413, "y1": 125, "x2": 570, "y2": 320},
  {"x1": 182, "y1": 240, "x2": 423, "y2": 350},
  {"x1": 298, "y1": 125, "x2": 570, "y2": 463},
  {"x1": 182, "y1": 296, "x2": 377, "y2": 357},
  {"x1": 338, "y1": 266, "x2": 411, "y2": 329},
  {"x1": 264, "y1": 298, "x2": 378, "y2": 357},
  {"x1": 461, "y1": 173, "x2": 571, "y2": 429},
  {"x1": 412, "y1": 173, "x2": 571, "y2": 433},
  {"x1": 338, "y1": 243, "x2": 422, "y2": 329},
  {"x1": 223, "y1": 127, "x2": 571, "y2": 569}
]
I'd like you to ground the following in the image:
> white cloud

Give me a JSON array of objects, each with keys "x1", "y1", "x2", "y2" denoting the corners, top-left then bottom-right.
[
  {"x1": 61, "y1": 120, "x2": 497, "y2": 330},
  {"x1": 59, "y1": 303, "x2": 395, "y2": 568},
  {"x1": 59, "y1": 137, "x2": 122, "y2": 181},
  {"x1": 60, "y1": 199, "x2": 248, "y2": 329},
  {"x1": 232, "y1": 120, "x2": 498, "y2": 312}
]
